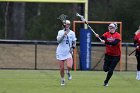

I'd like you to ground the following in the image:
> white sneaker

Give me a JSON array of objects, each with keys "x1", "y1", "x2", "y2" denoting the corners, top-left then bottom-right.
[
  {"x1": 68, "y1": 75, "x2": 72, "y2": 80},
  {"x1": 60, "y1": 79, "x2": 65, "y2": 86},
  {"x1": 136, "y1": 71, "x2": 139, "y2": 80},
  {"x1": 137, "y1": 77, "x2": 140, "y2": 80},
  {"x1": 104, "y1": 81, "x2": 109, "y2": 87},
  {"x1": 67, "y1": 73, "x2": 72, "y2": 80},
  {"x1": 104, "y1": 83, "x2": 109, "y2": 87},
  {"x1": 138, "y1": 71, "x2": 140, "y2": 80}
]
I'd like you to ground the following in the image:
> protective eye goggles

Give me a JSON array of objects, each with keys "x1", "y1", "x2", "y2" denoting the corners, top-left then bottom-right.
[{"x1": 108, "y1": 26, "x2": 115, "y2": 29}]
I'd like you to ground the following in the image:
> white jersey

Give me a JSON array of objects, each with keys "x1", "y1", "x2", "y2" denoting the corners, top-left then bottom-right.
[{"x1": 56, "y1": 29, "x2": 77, "y2": 60}]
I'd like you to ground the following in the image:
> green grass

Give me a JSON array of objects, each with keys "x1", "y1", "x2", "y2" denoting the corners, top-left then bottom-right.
[{"x1": 0, "y1": 70, "x2": 140, "y2": 93}]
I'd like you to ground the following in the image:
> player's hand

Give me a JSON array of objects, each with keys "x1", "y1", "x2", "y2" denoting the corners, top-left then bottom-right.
[
  {"x1": 136, "y1": 46, "x2": 139, "y2": 49},
  {"x1": 64, "y1": 31, "x2": 69, "y2": 36},
  {"x1": 101, "y1": 40, "x2": 105, "y2": 44},
  {"x1": 70, "y1": 47, "x2": 73, "y2": 54},
  {"x1": 95, "y1": 34, "x2": 99, "y2": 38}
]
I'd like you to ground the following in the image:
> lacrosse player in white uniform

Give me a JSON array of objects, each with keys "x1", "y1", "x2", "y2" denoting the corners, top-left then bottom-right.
[{"x1": 56, "y1": 20, "x2": 77, "y2": 86}]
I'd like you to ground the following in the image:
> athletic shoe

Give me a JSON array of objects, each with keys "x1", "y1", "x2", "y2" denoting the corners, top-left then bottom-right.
[
  {"x1": 104, "y1": 81, "x2": 109, "y2": 87},
  {"x1": 138, "y1": 71, "x2": 140, "y2": 80},
  {"x1": 136, "y1": 71, "x2": 139, "y2": 80},
  {"x1": 136, "y1": 76, "x2": 139, "y2": 80},
  {"x1": 104, "y1": 83, "x2": 108, "y2": 87},
  {"x1": 137, "y1": 77, "x2": 140, "y2": 80},
  {"x1": 60, "y1": 79, "x2": 65, "y2": 86},
  {"x1": 67, "y1": 73, "x2": 72, "y2": 80},
  {"x1": 137, "y1": 76, "x2": 140, "y2": 80}
]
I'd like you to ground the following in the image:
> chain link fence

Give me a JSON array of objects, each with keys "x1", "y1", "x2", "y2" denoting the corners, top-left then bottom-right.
[{"x1": 0, "y1": 40, "x2": 136, "y2": 71}]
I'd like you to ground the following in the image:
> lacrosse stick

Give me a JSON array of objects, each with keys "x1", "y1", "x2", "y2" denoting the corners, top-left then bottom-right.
[
  {"x1": 129, "y1": 49, "x2": 136, "y2": 56},
  {"x1": 76, "y1": 13, "x2": 103, "y2": 41},
  {"x1": 57, "y1": 14, "x2": 68, "y2": 26}
]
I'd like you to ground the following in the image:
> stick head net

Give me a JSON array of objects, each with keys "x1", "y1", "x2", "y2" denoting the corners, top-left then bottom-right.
[{"x1": 57, "y1": 14, "x2": 68, "y2": 25}]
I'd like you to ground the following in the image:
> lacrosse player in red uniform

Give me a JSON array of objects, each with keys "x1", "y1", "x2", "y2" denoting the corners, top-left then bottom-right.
[
  {"x1": 134, "y1": 26, "x2": 140, "y2": 80},
  {"x1": 96, "y1": 23, "x2": 121, "y2": 86},
  {"x1": 56, "y1": 20, "x2": 77, "y2": 86}
]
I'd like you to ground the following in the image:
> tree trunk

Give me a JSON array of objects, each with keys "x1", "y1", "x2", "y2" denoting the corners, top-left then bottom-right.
[
  {"x1": 7, "y1": 2, "x2": 25, "y2": 39},
  {"x1": 4, "y1": 2, "x2": 9, "y2": 39}
]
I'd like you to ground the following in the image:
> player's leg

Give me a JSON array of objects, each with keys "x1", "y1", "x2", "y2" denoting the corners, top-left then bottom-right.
[
  {"x1": 59, "y1": 60, "x2": 65, "y2": 85},
  {"x1": 104, "y1": 56, "x2": 120, "y2": 86},
  {"x1": 66, "y1": 58, "x2": 73, "y2": 80},
  {"x1": 103, "y1": 54, "x2": 111, "y2": 86},
  {"x1": 136, "y1": 54, "x2": 140, "y2": 80},
  {"x1": 103, "y1": 54, "x2": 110, "y2": 72}
]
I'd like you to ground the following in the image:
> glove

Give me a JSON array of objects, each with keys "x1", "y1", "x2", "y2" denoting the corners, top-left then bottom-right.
[
  {"x1": 136, "y1": 46, "x2": 139, "y2": 49},
  {"x1": 70, "y1": 47, "x2": 74, "y2": 55}
]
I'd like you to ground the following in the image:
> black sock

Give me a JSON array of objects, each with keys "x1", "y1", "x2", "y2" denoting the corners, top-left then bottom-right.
[{"x1": 105, "y1": 72, "x2": 113, "y2": 83}]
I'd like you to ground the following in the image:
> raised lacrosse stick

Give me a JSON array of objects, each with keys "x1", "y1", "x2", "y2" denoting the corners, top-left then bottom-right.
[
  {"x1": 57, "y1": 14, "x2": 68, "y2": 26},
  {"x1": 76, "y1": 13, "x2": 103, "y2": 41},
  {"x1": 129, "y1": 49, "x2": 136, "y2": 56}
]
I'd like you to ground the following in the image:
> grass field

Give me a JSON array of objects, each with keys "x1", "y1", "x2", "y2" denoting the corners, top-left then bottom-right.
[{"x1": 0, "y1": 70, "x2": 140, "y2": 93}]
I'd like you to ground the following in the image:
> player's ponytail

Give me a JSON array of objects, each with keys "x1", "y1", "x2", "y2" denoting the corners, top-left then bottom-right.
[{"x1": 113, "y1": 22, "x2": 118, "y2": 30}]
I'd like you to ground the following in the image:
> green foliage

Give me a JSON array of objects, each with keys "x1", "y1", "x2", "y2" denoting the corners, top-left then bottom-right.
[
  {"x1": 0, "y1": 3, "x2": 5, "y2": 39},
  {"x1": 90, "y1": 0, "x2": 140, "y2": 42},
  {"x1": 25, "y1": 3, "x2": 79, "y2": 40},
  {"x1": 0, "y1": 0, "x2": 140, "y2": 42}
]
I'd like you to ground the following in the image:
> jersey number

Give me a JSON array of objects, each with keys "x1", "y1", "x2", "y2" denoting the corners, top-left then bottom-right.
[{"x1": 66, "y1": 40, "x2": 69, "y2": 44}]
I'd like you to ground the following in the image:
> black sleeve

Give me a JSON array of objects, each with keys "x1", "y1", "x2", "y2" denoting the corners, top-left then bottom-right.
[
  {"x1": 105, "y1": 39, "x2": 120, "y2": 46},
  {"x1": 96, "y1": 36, "x2": 105, "y2": 41},
  {"x1": 134, "y1": 40, "x2": 138, "y2": 46},
  {"x1": 100, "y1": 36, "x2": 105, "y2": 40}
]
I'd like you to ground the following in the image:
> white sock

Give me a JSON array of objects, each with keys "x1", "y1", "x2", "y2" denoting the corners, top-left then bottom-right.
[
  {"x1": 66, "y1": 69, "x2": 70, "y2": 74},
  {"x1": 138, "y1": 71, "x2": 140, "y2": 76},
  {"x1": 61, "y1": 78, "x2": 65, "y2": 80}
]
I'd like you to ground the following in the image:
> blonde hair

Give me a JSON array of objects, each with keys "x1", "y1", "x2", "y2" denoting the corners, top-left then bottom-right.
[{"x1": 135, "y1": 25, "x2": 140, "y2": 35}]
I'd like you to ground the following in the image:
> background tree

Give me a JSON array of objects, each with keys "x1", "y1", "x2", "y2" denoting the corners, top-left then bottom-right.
[
  {"x1": 4, "y1": 2, "x2": 25, "y2": 39},
  {"x1": 0, "y1": 0, "x2": 140, "y2": 42}
]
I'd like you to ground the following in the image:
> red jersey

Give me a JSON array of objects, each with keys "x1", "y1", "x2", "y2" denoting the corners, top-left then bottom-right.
[
  {"x1": 103, "y1": 31, "x2": 121, "y2": 56},
  {"x1": 134, "y1": 32, "x2": 140, "y2": 51}
]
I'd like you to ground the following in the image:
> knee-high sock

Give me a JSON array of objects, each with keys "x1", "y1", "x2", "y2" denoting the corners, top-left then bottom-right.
[{"x1": 105, "y1": 72, "x2": 113, "y2": 83}]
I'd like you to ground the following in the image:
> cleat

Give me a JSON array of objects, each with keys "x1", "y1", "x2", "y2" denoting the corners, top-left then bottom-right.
[
  {"x1": 104, "y1": 81, "x2": 109, "y2": 87},
  {"x1": 136, "y1": 71, "x2": 139, "y2": 80},
  {"x1": 68, "y1": 76, "x2": 72, "y2": 80},
  {"x1": 60, "y1": 79, "x2": 65, "y2": 86},
  {"x1": 136, "y1": 77, "x2": 140, "y2": 80},
  {"x1": 136, "y1": 76, "x2": 139, "y2": 80},
  {"x1": 104, "y1": 83, "x2": 109, "y2": 87},
  {"x1": 67, "y1": 73, "x2": 72, "y2": 80}
]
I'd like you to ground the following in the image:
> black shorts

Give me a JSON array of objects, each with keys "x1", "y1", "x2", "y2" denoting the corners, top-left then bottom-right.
[{"x1": 103, "y1": 54, "x2": 120, "y2": 72}]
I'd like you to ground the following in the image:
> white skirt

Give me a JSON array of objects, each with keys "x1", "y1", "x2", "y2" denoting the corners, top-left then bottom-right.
[{"x1": 56, "y1": 53, "x2": 72, "y2": 60}]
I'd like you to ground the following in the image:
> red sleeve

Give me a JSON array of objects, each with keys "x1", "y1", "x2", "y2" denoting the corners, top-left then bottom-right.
[
  {"x1": 115, "y1": 32, "x2": 121, "y2": 40},
  {"x1": 134, "y1": 35, "x2": 138, "y2": 41},
  {"x1": 102, "y1": 32, "x2": 108, "y2": 38}
]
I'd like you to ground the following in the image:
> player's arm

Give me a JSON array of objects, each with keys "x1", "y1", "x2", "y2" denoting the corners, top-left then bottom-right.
[
  {"x1": 69, "y1": 33, "x2": 77, "y2": 54},
  {"x1": 134, "y1": 40, "x2": 137, "y2": 45},
  {"x1": 134, "y1": 35, "x2": 138, "y2": 46},
  {"x1": 96, "y1": 35, "x2": 105, "y2": 41},
  {"x1": 57, "y1": 31, "x2": 68, "y2": 43},
  {"x1": 134, "y1": 40, "x2": 138, "y2": 47},
  {"x1": 72, "y1": 32, "x2": 77, "y2": 49},
  {"x1": 105, "y1": 39, "x2": 120, "y2": 46},
  {"x1": 134, "y1": 40, "x2": 140, "y2": 49},
  {"x1": 133, "y1": 35, "x2": 140, "y2": 49},
  {"x1": 72, "y1": 41, "x2": 76, "y2": 49},
  {"x1": 57, "y1": 35, "x2": 65, "y2": 43}
]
